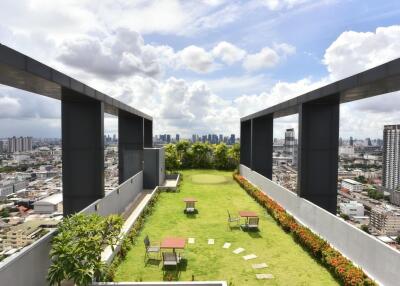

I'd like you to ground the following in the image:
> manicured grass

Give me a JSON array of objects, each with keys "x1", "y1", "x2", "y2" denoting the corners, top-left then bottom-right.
[{"x1": 114, "y1": 170, "x2": 338, "y2": 285}]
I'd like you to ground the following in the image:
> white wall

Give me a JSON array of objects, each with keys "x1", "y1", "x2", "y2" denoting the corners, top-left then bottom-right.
[
  {"x1": 0, "y1": 171, "x2": 144, "y2": 286},
  {"x1": 240, "y1": 165, "x2": 400, "y2": 286}
]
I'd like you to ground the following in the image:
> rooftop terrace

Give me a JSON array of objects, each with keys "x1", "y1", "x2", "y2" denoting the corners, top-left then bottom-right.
[{"x1": 114, "y1": 170, "x2": 338, "y2": 285}]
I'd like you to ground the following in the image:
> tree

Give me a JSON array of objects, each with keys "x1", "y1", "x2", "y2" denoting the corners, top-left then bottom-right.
[
  {"x1": 191, "y1": 142, "x2": 213, "y2": 168},
  {"x1": 47, "y1": 213, "x2": 123, "y2": 286},
  {"x1": 367, "y1": 189, "x2": 384, "y2": 200},
  {"x1": 0, "y1": 208, "x2": 9, "y2": 218},
  {"x1": 164, "y1": 144, "x2": 180, "y2": 172},
  {"x1": 396, "y1": 236, "x2": 400, "y2": 244},
  {"x1": 228, "y1": 143, "x2": 240, "y2": 170},
  {"x1": 214, "y1": 143, "x2": 230, "y2": 170},
  {"x1": 360, "y1": 224, "x2": 370, "y2": 234}
]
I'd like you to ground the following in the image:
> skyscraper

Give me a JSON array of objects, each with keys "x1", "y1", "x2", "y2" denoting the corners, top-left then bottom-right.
[
  {"x1": 382, "y1": 125, "x2": 400, "y2": 191},
  {"x1": 284, "y1": 128, "x2": 295, "y2": 155},
  {"x1": 175, "y1": 134, "x2": 180, "y2": 142},
  {"x1": 284, "y1": 128, "x2": 297, "y2": 166},
  {"x1": 349, "y1": 136, "x2": 354, "y2": 146}
]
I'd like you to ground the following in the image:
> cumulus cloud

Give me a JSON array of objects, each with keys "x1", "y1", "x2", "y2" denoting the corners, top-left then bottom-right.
[
  {"x1": 323, "y1": 25, "x2": 400, "y2": 80},
  {"x1": 242, "y1": 43, "x2": 295, "y2": 71},
  {"x1": 58, "y1": 28, "x2": 164, "y2": 78},
  {"x1": 212, "y1": 41, "x2": 246, "y2": 65},
  {"x1": 176, "y1": 46, "x2": 215, "y2": 73}
]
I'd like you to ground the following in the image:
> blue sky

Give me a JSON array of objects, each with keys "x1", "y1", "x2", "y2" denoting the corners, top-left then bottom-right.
[{"x1": 0, "y1": 0, "x2": 400, "y2": 139}]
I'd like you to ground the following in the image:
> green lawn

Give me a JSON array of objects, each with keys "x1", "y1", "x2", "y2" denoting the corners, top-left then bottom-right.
[{"x1": 114, "y1": 170, "x2": 338, "y2": 286}]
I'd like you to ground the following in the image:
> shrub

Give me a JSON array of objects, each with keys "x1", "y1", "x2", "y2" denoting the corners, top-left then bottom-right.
[
  {"x1": 47, "y1": 213, "x2": 123, "y2": 286},
  {"x1": 233, "y1": 173, "x2": 376, "y2": 286}
]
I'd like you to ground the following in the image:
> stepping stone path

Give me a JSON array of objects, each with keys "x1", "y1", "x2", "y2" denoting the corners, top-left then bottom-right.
[
  {"x1": 188, "y1": 238, "x2": 195, "y2": 244},
  {"x1": 233, "y1": 247, "x2": 245, "y2": 254},
  {"x1": 222, "y1": 242, "x2": 231, "y2": 249},
  {"x1": 208, "y1": 239, "x2": 215, "y2": 245},
  {"x1": 243, "y1": 254, "x2": 257, "y2": 260},
  {"x1": 252, "y1": 263, "x2": 268, "y2": 269},
  {"x1": 256, "y1": 274, "x2": 274, "y2": 280}
]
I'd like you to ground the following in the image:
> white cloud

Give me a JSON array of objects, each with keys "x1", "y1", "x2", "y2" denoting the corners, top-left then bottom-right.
[
  {"x1": 243, "y1": 47, "x2": 280, "y2": 71},
  {"x1": 260, "y1": 0, "x2": 312, "y2": 11},
  {"x1": 242, "y1": 43, "x2": 295, "y2": 71},
  {"x1": 212, "y1": 41, "x2": 246, "y2": 65},
  {"x1": 58, "y1": 28, "x2": 164, "y2": 78},
  {"x1": 176, "y1": 45, "x2": 215, "y2": 73},
  {"x1": 323, "y1": 25, "x2": 400, "y2": 80}
]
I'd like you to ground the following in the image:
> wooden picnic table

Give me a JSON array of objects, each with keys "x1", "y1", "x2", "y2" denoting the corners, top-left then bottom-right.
[
  {"x1": 239, "y1": 211, "x2": 258, "y2": 225},
  {"x1": 239, "y1": 211, "x2": 258, "y2": 218},
  {"x1": 161, "y1": 237, "x2": 186, "y2": 252},
  {"x1": 183, "y1": 198, "x2": 197, "y2": 212}
]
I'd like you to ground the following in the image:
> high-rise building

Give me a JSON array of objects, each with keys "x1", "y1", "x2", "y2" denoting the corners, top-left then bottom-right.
[
  {"x1": 383, "y1": 125, "x2": 400, "y2": 191},
  {"x1": 192, "y1": 134, "x2": 197, "y2": 143},
  {"x1": 284, "y1": 128, "x2": 295, "y2": 155},
  {"x1": 7, "y1": 136, "x2": 33, "y2": 153},
  {"x1": 17, "y1": 136, "x2": 24, "y2": 152},
  {"x1": 284, "y1": 128, "x2": 297, "y2": 166},
  {"x1": 349, "y1": 136, "x2": 354, "y2": 146},
  {"x1": 366, "y1": 137, "x2": 372, "y2": 146},
  {"x1": 229, "y1": 134, "x2": 235, "y2": 145},
  {"x1": 166, "y1": 134, "x2": 171, "y2": 143},
  {"x1": 8, "y1": 137, "x2": 16, "y2": 153},
  {"x1": 175, "y1": 134, "x2": 180, "y2": 142},
  {"x1": 0, "y1": 140, "x2": 3, "y2": 153}
]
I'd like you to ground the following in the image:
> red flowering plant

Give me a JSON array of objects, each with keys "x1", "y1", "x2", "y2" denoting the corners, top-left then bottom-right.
[{"x1": 233, "y1": 173, "x2": 376, "y2": 286}]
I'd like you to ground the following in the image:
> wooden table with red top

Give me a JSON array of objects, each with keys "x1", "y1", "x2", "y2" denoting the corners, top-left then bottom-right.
[
  {"x1": 239, "y1": 211, "x2": 258, "y2": 225},
  {"x1": 161, "y1": 237, "x2": 186, "y2": 253}
]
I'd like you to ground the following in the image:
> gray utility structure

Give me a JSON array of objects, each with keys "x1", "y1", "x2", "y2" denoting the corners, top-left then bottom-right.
[
  {"x1": 0, "y1": 44, "x2": 153, "y2": 215},
  {"x1": 143, "y1": 147, "x2": 165, "y2": 189},
  {"x1": 241, "y1": 58, "x2": 400, "y2": 214}
]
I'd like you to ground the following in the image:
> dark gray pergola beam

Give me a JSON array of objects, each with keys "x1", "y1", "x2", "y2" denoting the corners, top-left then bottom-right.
[
  {"x1": 251, "y1": 115, "x2": 273, "y2": 179},
  {"x1": 0, "y1": 44, "x2": 152, "y2": 120},
  {"x1": 118, "y1": 111, "x2": 144, "y2": 184},
  {"x1": 62, "y1": 87, "x2": 105, "y2": 215},
  {"x1": 297, "y1": 95, "x2": 340, "y2": 214},
  {"x1": 240, "y1": 120, "x2": 252, "y2": 167},
  {"x1": 144, "y1": 118, "x2": 153, "y2": 148},
  {"x1": 241, "y1": 57, "x2": 400, "y2": 121}
]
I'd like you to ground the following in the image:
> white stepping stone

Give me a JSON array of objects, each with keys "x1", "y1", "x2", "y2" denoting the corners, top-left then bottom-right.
[
  {"x1": 188, "y1": 238, "x2": 195, "y2": 244},
  {"x1": 243, "y1": 254, "x2": 257, "y2": 260},
  {"x1": 256, "y1": 274, "x2": 274, "y2": 280},
  {"x1": 222, "y1": 242, "x2": 231, "y2": 249},
  {"x1": 252, "y1": 263, "x2": 268, "y2": 269},
  {"x1": 208, "y1": 239, "x2": 214, "y2": 245},
  {"x1": 233, "y1": 247, "x2": 245, "y2": 254}
]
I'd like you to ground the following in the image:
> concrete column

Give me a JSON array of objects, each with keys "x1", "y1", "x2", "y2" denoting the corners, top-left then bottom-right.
[
  {"x1": 240, "y1": 120, "x2": 252, "y2": 167},
  {"x1": 251, "y1": 115, "x2": 273, "y2": 179},
  {"x1": 144, "y1": 118, "x2": 153, "y2": 148},
  {"x1": 62, "y1": 88, "x2": 104, "y2": 215},
  {"x1": 297, "y1": 96, "x2": 340, "y2": 214},
  {"x1": 118, "y1": 111, "x2": 143, "y2": 184}
]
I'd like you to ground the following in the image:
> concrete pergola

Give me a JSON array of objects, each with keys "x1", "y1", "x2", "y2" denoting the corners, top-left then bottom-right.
[
  {"x1": 241, "y1": 58, "x2": 400, "y2": 214},
  {"x1": 0, "y1": 44, "x2": 153, "y2": 215}
]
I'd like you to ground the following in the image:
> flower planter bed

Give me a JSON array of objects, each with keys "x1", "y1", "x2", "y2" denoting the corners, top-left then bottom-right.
[{"x1": 233, "y1": 173, "x2": 376, "y2": 286}]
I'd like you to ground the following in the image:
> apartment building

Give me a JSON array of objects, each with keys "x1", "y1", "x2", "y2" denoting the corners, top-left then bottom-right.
[{"x1": 370, "y1": 206, "x2": 400, "y2": 236}]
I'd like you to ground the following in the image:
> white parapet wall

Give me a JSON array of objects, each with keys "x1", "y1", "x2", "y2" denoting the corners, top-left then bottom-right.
[
  {"x1": 92, "y1": 282, "x2": 227, "y2": 286},
  {"x1": 0, "y1": 171, "x2": 145, "y2": 286},
  {"x1": 240, "y1": 164, "x2": 400, "y2": 286}
]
